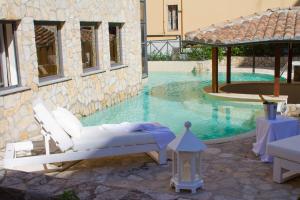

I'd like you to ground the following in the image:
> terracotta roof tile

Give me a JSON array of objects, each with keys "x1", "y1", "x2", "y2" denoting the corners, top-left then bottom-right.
[{"x1": 186, "y1": 7, "x2": 300, "y2": 45}]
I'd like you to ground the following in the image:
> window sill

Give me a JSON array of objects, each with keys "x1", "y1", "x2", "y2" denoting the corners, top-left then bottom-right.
[
  {"x1": 110, "y1": 64, "x2": 128, "y2": 71},
  {"x1": 0, "y1": 86, "x2": 31, "y2": 96},
  {"x1": 38, "y1": 77, "x2": 72, "y2": 87},
  {"x1": 81, "y1": 69, "x2": 106, "y2": 77}
]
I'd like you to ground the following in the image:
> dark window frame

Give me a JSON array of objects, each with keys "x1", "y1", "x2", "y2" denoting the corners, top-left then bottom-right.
[
  {"x1": 34, "y1": 20, "x2": 65, "y2": 83},
  {"x1": 80, "y1": 21, "x2": 101, "y2": 73},
  {"x1": 109, "y1": 23, "x2": 124, "y2": 67},
  {"x1": 0, "y1": 20, "x2": 21, "y2": 91},
  {"x1": 168, "y1": 5, "x2": 179, "y2": 31}
]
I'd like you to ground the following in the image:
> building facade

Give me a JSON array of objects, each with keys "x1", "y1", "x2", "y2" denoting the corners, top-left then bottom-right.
[
  {"x1": 147, "y1": 0, "x2": 299, "y2": 40},
  {"x1": 0, "y1": 0, "x2": 143, "y2": 148}
]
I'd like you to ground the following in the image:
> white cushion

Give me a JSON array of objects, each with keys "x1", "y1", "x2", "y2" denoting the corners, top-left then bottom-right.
[
  {"x1": 267, "y1": 135, "x2": 300, "y2": 163},
  {"x1": 33, "y1": 103, "x2": 73, "y2": 152},
  {"x1": 72, "y1": 126, "x2": 155, "y2": 151},
  {"x1": 52, "y1": 107, "x2": 83, "y2": 138}
]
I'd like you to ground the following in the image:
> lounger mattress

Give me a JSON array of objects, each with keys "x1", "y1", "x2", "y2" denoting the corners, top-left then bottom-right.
[
  {"x1": 267, "y1": 135, "x2": 300, "y2": 163},
  {"x1": 72, "y1": 126, "x2": 156, "y2": 151}
]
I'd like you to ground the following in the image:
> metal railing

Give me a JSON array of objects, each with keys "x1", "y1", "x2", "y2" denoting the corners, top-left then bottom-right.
[
  {"x1": 280, "y1": 62, "x2": 288, "y2": 77},
  {"x1": 147, "y1": 35, "x2": 183, "y2": 60}
]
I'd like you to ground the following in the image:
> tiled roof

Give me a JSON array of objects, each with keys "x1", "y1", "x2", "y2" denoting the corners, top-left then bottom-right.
[{"x1": 185, "y1": 7, "x2": 300, "y2": 46}]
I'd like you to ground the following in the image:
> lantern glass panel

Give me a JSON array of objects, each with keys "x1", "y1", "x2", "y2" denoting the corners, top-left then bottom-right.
[{"x1": 182, "y1": 159, "x2": 191, "y2": 181}]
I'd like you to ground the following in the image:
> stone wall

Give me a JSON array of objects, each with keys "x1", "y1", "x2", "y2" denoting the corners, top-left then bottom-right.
[
  {"x1": 219, "y1": 56, "x2": 300, "y2": 68},
  {"x1": 149, "y1": 56, "x2": 300, "y2": 74},
  {"x1": 0, "y1": 0, "x2": 142, "y2": 148}
]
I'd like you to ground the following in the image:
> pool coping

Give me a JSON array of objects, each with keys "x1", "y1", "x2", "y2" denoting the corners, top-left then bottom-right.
[{"x1": 203, "y1": 130, "x2": 256, "y2": 144}]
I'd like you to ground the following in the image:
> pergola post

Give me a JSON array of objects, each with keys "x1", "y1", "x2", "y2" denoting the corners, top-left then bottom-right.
[
  {"x1": 274, "y1": 46, "x2": 281, "y2": 97},
  {"x1": 212, "y1": 47, "x2": 219, "y2": 93},
  {"x1": 287, "y1": 43, "x2": 293, "y2": 83},
  {"x1": 226, "y1": 46, "x2": 231, "y2": 84}
]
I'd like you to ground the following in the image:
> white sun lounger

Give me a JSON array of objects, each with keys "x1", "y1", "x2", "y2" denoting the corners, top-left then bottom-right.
[
  {"x1": 4, "y1": 103, "x2": 171, "y2": 171},
  {"x1": 267, "y1": 135, "x2": 300, "y2": 183}
]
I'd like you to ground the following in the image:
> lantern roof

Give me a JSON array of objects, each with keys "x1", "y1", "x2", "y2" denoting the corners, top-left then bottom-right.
[{"x1": 168, "y1": 122, "x2": 207, "y2": 152}]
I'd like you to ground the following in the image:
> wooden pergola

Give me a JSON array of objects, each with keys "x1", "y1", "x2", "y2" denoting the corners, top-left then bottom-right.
[{"x1": 186, "y1": 7, "x2": 300, "y2": 96}]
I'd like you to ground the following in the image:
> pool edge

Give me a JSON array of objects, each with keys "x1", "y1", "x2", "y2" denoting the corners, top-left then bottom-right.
[{"x1": 203, "y1": 130, "x2": 256, "y2": 144}]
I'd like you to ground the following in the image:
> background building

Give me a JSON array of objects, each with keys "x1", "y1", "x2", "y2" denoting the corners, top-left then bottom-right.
[{"x1": 147, "y1": 0, "x2": 299, "y2": 40}]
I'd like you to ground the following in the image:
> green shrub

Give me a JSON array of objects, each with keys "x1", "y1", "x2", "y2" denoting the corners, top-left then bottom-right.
[
  {"x1": 148, "y1": 42, "x2": 300, "y2": 61},
  {"x1": 182, "y1": 45, "x2": 224, "y2": 61},
  {"x1": 56, "y1": 190, "x2": 79, "y2": 200},
  {"x1": 148, "y1": 45, "x2": 225, "y2": 61},
  {"x1": 148, "y1": 52, "x2": 172, "y2": 61},
  {"x1": 184, "y1": 46, "x2": 211, "y2": 61}
]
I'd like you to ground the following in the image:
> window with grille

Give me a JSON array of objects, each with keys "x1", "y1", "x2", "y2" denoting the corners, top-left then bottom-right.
[{"x1": 168, "y1": 5, "x2": 178, "y2": 31}]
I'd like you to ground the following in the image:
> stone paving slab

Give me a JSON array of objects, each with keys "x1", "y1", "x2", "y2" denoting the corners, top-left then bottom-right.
[{"x1": 0, "y1": 136, "x2": 300, "y2": 200}]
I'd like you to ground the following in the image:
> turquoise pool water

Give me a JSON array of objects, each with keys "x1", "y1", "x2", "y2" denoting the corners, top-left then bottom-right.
[{"x1": 81, "y1": 72, "x2": 275, "y2": 140}]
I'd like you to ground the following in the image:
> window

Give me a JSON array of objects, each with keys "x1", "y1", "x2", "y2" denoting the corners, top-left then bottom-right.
[
  {"x1": 34, "y1": 21, "x2": 63, "y2": 80},
  {"x1": 168, "y1": 5, "x2": 178, "y2": 31},
  {"x1": 80, "y1": 22, "x2": 99, "y2": 71},
  {"x1": 0, "y1": 22, "x2": 20, "y2": 89},
  {"x1": 109, "y1": 23, "x2": 123, "y2": 66}
]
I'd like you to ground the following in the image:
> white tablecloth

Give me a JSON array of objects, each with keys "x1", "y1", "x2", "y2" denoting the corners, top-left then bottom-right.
[{"x1": 252, "y1": 115, "x2": 299, "y2": 162}]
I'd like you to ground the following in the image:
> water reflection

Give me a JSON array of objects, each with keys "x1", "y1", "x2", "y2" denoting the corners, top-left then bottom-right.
[{"x1": 150, "y1": 81, "x2": 202, "y2": 102}]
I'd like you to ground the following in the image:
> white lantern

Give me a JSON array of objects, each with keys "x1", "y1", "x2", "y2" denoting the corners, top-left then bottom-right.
[{"x1": 168, "y1": 121, "x2": 207, "y2": 193}]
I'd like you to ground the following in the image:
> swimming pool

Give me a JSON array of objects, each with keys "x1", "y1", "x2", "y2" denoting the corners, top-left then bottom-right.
[{"x1": 81, "y1": 72, "x2": 274, "y2": 140}]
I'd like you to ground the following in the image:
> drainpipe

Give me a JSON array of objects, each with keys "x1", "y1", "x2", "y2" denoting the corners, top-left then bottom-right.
[
  {"x1": 180, "y1": 0, "x2": 184, "y2": 39},
  {"x1": 163, "y1": 0, "x2": 165, "y2": 35}
]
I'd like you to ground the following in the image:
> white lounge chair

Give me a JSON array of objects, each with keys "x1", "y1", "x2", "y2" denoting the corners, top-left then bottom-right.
[
  {"x1": 267, "y1": 135, "x2": 300, "y2": 183},
  {"x1": 4, "y1": 102, "x2": 174, "y2": 172}
]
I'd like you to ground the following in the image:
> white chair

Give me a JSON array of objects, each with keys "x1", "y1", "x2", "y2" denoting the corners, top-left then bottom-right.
[
  {"x1": 4, "y1": 102, "x2": 175, "y2": 172},
  {"x1": 267, "y1": 135, "x2": 300, "y2": 183}
]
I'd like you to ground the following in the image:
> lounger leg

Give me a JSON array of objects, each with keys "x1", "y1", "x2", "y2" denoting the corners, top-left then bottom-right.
[
  {"x1": 273, "y1": 157, "x2": 283, "y2": 183},
  {"x1": 158, "y1": 149, "x2": 167, "y2": 165},
  {"x1": 147, "y1": 149, "x2": 167, "y2": 165}
]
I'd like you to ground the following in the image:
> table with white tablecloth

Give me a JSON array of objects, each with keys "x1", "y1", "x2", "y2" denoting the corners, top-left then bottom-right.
[{"x1": 252, "y1": 115, "x2": 299, "y2": 162}]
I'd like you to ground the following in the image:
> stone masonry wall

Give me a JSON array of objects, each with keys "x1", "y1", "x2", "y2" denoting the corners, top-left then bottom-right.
[
  {"x1": 219, "y1": 56, "x2": 300, "y2": 68},
  {"x1": 0, "y1": 0, "x2": 142, "y2": 148}
]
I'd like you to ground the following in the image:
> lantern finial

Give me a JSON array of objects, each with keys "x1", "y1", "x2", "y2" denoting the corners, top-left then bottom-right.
[{"x1": 184, "y1": 121, "x2": 192, "y2": 130}]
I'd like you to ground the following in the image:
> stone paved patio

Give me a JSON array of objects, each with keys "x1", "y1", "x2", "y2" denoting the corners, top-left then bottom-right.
[{"x1": 0, "y1": 136, "x2": 299, "y2": 200}]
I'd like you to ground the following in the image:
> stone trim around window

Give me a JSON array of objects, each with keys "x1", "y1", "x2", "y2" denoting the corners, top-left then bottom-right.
[
  {"x1": 38, "y1": 76, "x2": 72, "y2": 87},
  {"x1": 109, "y1": 23, "x2": 124, "y2": 66},
  {"x1": 110, "y1": 64, "x2": 128, "y2": 71},
  {"x1": 80, "y1": 21, "x2": 101, "y2": 73},
  {"x1": 0, "y1": 86, "x2": 31, "y2": 96},
  {"x1": 81, "y1": 68, "x2": 106, "y2": 77},
  {"x1": 34, "y1": 21, "x2": 65, "y2": 80},
  {"x1": 0, "y1": 21, "x2": 22, "y2": 90}
]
